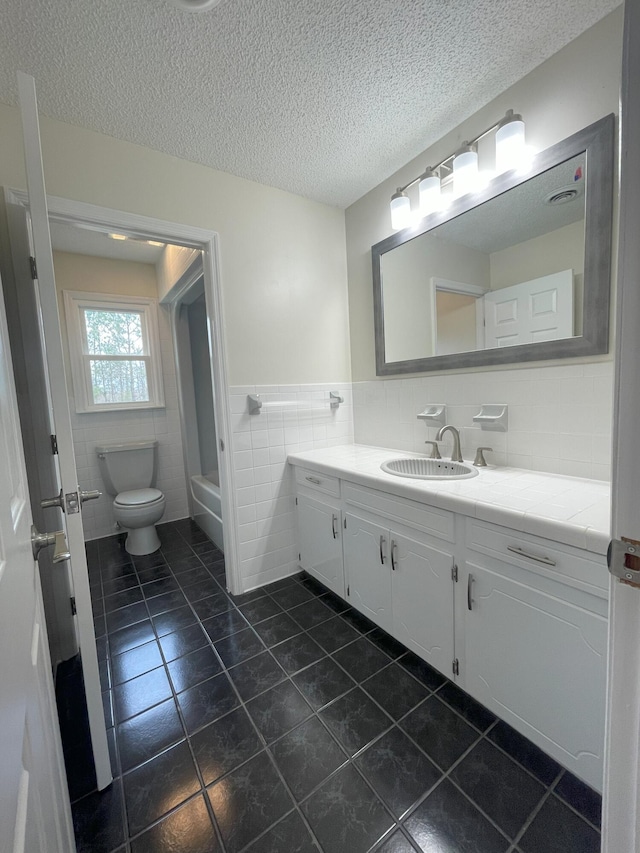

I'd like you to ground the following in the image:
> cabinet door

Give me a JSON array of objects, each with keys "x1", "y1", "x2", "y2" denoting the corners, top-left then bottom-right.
[
  {"x1": 463, "y1": 562, "x2": 607, "y2": 790},
  {"x1": 296, "y1": 494, "x2": 344, "y2": 597},
  {"x1": 344, "y1": 512, "x2": 392, "y2": 633},
  {"x1": 392, "y1": 532, "x2": 454, "y2": 677}
]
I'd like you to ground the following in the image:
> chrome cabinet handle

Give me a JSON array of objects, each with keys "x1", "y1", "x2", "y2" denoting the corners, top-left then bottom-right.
[
  {"x1": 331, "y1": 514, "x2": 338, "y2": 539},
  {"x1": 391, "y1": 540, "x2": 397, "y2": 571},
  {"x1": 305, "y1": 476, "x2": 321, "y2": 485},
  {"x1": 379, "y1": 535, "x2": 386, "y2": 565},
  {"x1": 467, "y1": 573, "x2": 474, "y2": 610},
  {"x1": 507, "y1": 545, "x2": 556, "y2": 567}
]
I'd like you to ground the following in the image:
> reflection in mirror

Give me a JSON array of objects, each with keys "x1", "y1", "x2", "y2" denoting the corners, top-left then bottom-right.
[{"x1": 373, "y1": 116, "x2": 613, "y2": 375}]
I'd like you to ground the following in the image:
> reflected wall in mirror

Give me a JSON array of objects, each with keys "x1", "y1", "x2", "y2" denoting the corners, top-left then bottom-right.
[{"x1": 373, "y1": 115, "x2": 614, "y2": 375}]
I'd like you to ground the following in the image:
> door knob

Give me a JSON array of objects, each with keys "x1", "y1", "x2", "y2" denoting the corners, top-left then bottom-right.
[
  {"x1": 31, "y1": 525, "x2": 71, "y2": 563},
  {"x1": 79, "y1": 489, "x2": 102, "y2": 503},
  {"x1": 41, "y1": 489, "x2": 64, "y2": 510}
]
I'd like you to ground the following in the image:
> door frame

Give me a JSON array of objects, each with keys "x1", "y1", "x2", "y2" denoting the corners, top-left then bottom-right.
[{"x1": 4, "y1": 188, "x2": 241, "y2": 596}]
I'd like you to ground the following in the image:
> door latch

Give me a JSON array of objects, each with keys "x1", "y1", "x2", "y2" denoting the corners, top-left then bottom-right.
[
  {"x1": 607, "y1": 537, "x2": 640, "y2": 588},
  {"x1": 31, "y1": 525, "x2": 71, "y2": 563}
]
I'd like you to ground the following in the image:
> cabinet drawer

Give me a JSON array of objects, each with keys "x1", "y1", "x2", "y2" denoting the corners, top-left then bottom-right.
[
  {"x1": 294, "y1": 466, "x2": 341, "y2": 498},
  {"x1": 465, "y1": 518, "x2": 608, "y2": 597},
  {"x1": 344, "y1": 482, "x2": 454, "y2": 543}
]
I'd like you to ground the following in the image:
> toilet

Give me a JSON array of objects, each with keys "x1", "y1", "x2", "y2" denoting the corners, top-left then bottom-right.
[{"x1": 96, "y1": 439, "x2": 166, "y2": 555}]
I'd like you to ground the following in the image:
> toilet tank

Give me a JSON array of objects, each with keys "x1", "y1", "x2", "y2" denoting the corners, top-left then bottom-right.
[{"x1": 96, "y1": 439, "x2": 158, "y2": 495}]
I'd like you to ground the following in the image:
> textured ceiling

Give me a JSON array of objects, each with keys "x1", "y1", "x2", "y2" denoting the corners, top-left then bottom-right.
[{"x1": 0, "y1": 0, "x2": 620, "y2": 208}]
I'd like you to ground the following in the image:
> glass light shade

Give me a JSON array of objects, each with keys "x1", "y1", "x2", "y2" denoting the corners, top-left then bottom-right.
[
  {"x1": 418, "y1": 171, "x2": 441, "y2": 216},
  {"x1": 495, "y1": 112, "x2": 526, "y2": 173},
  {"x1": 452, "y1": 147, "x2": 479, "y2": 198},
  {"x1": 390, "y1": 190, "x2": 411, "y2": 231}
]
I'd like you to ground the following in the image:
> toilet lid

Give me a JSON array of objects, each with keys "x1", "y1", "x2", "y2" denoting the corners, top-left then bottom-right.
[{"x1": 115, "y1": 488, "x2": 164, "y2": 507}]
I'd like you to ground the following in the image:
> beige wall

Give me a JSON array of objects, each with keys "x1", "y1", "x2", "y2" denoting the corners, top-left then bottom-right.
[
  {"x1": 345, "y1": 7, "x2": 623, "y2": 381},
  {"x1": 0, "y1": 106, "x2": 351, "y2": 387}
]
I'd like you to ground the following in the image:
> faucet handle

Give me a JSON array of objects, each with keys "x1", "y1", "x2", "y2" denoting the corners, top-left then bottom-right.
[
  {"x1": 424, "y1": 441, "x2": 442, "y2": 460},
  {"x1": 474, "y1": 446, "x2": 493, "y2": 467}
]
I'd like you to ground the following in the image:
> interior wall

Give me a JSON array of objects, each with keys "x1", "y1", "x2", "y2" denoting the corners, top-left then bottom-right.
[
  {"x1": 53, "y1": 250, "x2": 189, "y2": 539},
  {"x1": 0, "y1": 106, "x2": 351, "y2": 387}
]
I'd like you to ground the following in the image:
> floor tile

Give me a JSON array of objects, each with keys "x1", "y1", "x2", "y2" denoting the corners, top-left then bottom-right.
[
  {"x1": 367, "y1": 628, "x2": 407, "y2": 659},
  {"x1": 488, "y1": 719, "x2": 563, "y2": 786},
  {"x1": 72, "y1": 777, "x2": 126, "y2": 853},
  {"x1": 356, "y1": 727, "x2": 441, "y2": 818},
  {"x1": 397, "y1": 652, "x2": 446, "y2": 691},
  {"x1": 191, "y1": 706, "x2": 263, "y2": 785},
  {"x1": 400, "y1": 696, "x2": 480, "y2": 771},
  {"x1": 102, "y1": 574, "x2": 139, "y2": 597},
  {"x1": 159, "y1": 623, "x2": 210, "y2": 662},
  {"x1": 168, "y1": 645, "x2": 222, "y2": 692},
  {"x1": 118, "y1": 698, "x2": 184, "y2": 772},
  {"x1": 332, "y1": 637, "x2": 391, "y2": 682},
  {"x1": 228, "y1": 650, "x2": 286, "y2": 701},
  {"x1": 254, "y1": 612, "x2": 303, "y2": 647},
  {"x1": 104, "y1": 586, "x2": 144, "y2": 613},
  {"x1": 167, "y1": 554, "x2": 204, "y2": 574},
  {"x1": 320, "y1": 687, "x2": 391, "y2": 756},
  {"x1": 207, "y1": 751, "x2": 293, "y2": 853},
  {"x1": 123, "y1": 741, "x2": 201, "y2": 836},
  {"x1": 152, "y1": 606, "x2": 198, "y2": 637},
  {"x1": 318, "y1": 590, "x2": 350, "y2": 615},
  {"x1": 114, "y1": 666, "x2": 172, "y2": 722},
  {"x1": 109, "y1": 620, "x2": 156, "y2": 656},
  {"x1": 307, "y1": 615, "x2": 361, "y2": 653},
  {"x1": 293, "y1": 657, "x2": 355, "y2": 710},
  {"x1": 362, "y1": 663, "x2": 429, "y2": 720},
  {"x1": 405, "y1": 779, "x2": 508, "y2": 853},
  {"x1": 450, "y1": 739, "x2": 545, "y2": 838},
  {"x1": 340, "y1": 607, "x2": 377, "y2": 634},
  {"x1": 111, "y1": 641, "x2": 163, "y2": 685},
  {"x1": 176, "y1": 566, "x2": 217, "y2": 589},
  {"x1": 243, "y1": 809, "x2": 317, "y2": 853},
  {"x1": 202, "y1": 609, "x2": 248, "y2": 642},
  {"x1": 288, "y1": 598, "x2": 335, "y2": 630},
  {"x1": 178, "y1": 672, "x2": 239, "y2": 734},
  {"x1": 146, "y1": 590, "x2": 188, "y2": 617},
  {"x1": 375, "y1": 829, "x2": 420, "y2": 852},
  {"x1": 130, "y1": 794, "x2": 220, "y2": 853},
  {"x1": 270, "y1": 633, "x2": 325, "y2": 674},
  {"x1": 269, "y1": 583, "x2": 315, "y2": 610},
  {"x1": 246, "y1": 680, "x2": 313, "y2": 743},
  {"x1": 437, "y1": 681, "x2": 497, "y2": 731},
  {"x1": 181, "y1": 577, "x2": 221, "y2": 603},
  {"x1": 554, "y1": 772, "x2": 602, "y2": 827},
  {"x1": 519, "y1": 794, "x2": 601, "y2": 853},
  {"x1": 302, "y1": 763, "x2": 394, "y2": 853},
  {"x1": 239, "y1": 596, "x2": 284, "y2": 624},
  {"x1": 270, "y1": 717, "x2": 346, "y2": 800},
  {"x1": 107, "y1": 601, "x2": 149, "y2": 634},
  {"x1": 214, "y1": 627, "x2": 265, "y2": 667},
  {"x1": 141, "y1": 576, "x2": 180, "y2": 599}
]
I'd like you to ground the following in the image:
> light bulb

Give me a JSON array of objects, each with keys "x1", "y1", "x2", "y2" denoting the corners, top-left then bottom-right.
[
  {"x1": 452, "y1": 145, "x2": 479, "y2": 198},
  {"x1": 108, "y1": 233, "x2": 128, "y2": 241},
  {"x1": 390, "y1": 189, "x2": 411, "y2": 231},
  {"x1": 418, "y1": 169, "x2": 441, "y2": 217},
  {"x1": 495, "y1": 110, "x2": 526, "y2": 174}
]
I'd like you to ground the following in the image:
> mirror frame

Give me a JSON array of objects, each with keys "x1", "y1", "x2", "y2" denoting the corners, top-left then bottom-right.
[{"x1": 372, "y1": 114, "x2": 614, "y2": 375}]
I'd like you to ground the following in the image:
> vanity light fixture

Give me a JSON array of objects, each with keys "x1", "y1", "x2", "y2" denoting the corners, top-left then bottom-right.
[
  {"x1": 108, "y1": 233, "x2": 128, "y2": 241},
  {"x1": 389, "y1": 109, "x2": 527, "y2": 230},
  {"x1": 147, "y1": 240, "x2": 164, "y2": 247}
]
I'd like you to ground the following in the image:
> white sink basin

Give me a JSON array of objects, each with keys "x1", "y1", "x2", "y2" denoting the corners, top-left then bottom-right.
[{"x1": 381, "y1": 457, "x2": 479, "y2": 480}]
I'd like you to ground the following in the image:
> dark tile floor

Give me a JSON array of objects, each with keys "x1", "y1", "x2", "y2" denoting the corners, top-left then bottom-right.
[{"x1": 66, "y1": 519, "x2": 602, "y2": 853}]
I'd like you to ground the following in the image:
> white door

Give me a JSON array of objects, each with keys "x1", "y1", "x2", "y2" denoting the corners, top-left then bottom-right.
[
  {"x1": 297, "y1": 494, "x2": 344, "y2": 597},
  {"x1": 483, "y1": 269, "x2": 574, "y2": 348},
  {"x1": 344, "y1": 512, "x2": 393, "y2": 632},
  {"x1": 17, "y1": 71, "x2": 112, "y2": 789},
  {"x1": 602, "y1": 2, "x2": 640, "y2": 849},
  {"x1": 391, "y1": 531, "x2": 454, "y2": 678},
  {"x1": 0, "y1": 267, "x2": 76, "y2": 852}
]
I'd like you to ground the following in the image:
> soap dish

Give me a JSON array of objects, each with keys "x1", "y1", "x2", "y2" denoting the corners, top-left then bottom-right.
[
  {"x1": 473, "y1": 404, "x2": 508, "y2": 432},
  {"x1": 417, "y1": 405, "x2": 446, "y2": 427}
]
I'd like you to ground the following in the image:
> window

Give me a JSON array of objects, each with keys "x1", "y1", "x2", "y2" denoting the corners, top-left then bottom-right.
[{"x1": 63, "y1": 291, "x2": 165, "y2": 413}]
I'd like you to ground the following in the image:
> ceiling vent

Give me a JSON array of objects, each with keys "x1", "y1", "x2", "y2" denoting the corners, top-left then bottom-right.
[{"x1": 545, "y1": 186, "x2": 580, "y2": 205}]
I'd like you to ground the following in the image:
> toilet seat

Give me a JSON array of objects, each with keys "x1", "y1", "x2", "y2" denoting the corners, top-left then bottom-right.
[{"x1": 115, "y1": 488, "x2": 164, "y2": 507}]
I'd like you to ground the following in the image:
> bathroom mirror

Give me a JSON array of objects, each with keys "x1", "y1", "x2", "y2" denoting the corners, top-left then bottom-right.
[{"x1": 372, "y1": 114, "x2": 614, "y2": 375}]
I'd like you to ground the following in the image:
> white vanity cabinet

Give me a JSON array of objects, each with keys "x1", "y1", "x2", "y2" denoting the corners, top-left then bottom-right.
[
  {"x1": 294, "y1": 468, "x2": 345, "y2": 597},
  {"x1": 458, "y1": 519, "x2": 608, "y2": 790}
]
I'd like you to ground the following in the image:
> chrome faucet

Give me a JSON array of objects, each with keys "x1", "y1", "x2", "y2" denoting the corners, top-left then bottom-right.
[{"x1": 436, "y1": 424, "x2": 463, "y2": 462}]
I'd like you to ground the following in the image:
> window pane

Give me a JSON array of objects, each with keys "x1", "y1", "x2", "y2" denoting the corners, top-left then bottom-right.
[
  {"x1": 84, "y1": 309, "x2": 145, "y2": 355},
  {"x1": 90, "y1": 359, "x2": 149, "y2": 404}
]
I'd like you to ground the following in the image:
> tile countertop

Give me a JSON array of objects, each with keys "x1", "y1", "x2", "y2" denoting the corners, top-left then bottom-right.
[{"x1": 287, "y1": 444, "x2": 611, "y2": 556}]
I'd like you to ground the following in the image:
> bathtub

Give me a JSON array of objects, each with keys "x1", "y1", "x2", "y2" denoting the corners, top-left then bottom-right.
[{"x1": 190, "y1": 474, "x2": 224, "y2": 554}]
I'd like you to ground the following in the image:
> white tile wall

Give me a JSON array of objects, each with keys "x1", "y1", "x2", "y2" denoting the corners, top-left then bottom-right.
[
  {"x1": 229, "y1": 383, "x2": 353, "y2": 590},
  {"x1": 352, "y1": 361, "x2": 614, "y2": 482},
  {"x1": 71, "y1": 306, "x2": 189, "y2": 540}
]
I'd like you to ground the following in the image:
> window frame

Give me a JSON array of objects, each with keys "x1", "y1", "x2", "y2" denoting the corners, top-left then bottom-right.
[{"x1": 63, "y1": 290, "x2": 165, "y2": 413}]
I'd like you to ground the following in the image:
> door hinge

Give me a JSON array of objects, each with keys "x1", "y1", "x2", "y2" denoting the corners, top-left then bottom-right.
[
  {"x1": 452, "y1": 658, "x2": 459, "y2": 676},
  {"x1": 452, "y1": 563, "x2": 458, "y2": 582},
  {"x1": 295, "y1": 497, "x2": 298, "y2": 506},
  {"x1": 608, "y1": 537, "x2": 640, "y2": 588},
  {"x1": 298, "y1": 553, "x2": 301, "y2": 562},
  {"x1": 219, "y1": 438, "x2": 225, "y2": 452},
  {"x1": 50, "y1": 434, "x2": 58, "y2": 455},
  {"x1": 29, "y1": 255, "x2": 38, "y2": 280},
  {"x1": 70, "y1": 597, "x2": 77, "y2": 615},
  {"x1": 347, "y1": 584, "x2": 350, "y2": 597},
  {"x1": 344, "y1": 517, "x2": 347, "y2": 529}
]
